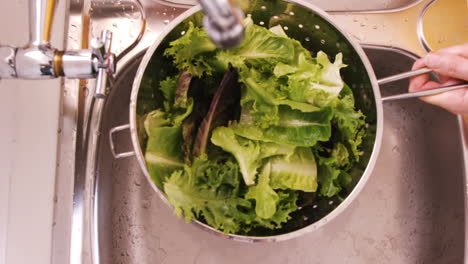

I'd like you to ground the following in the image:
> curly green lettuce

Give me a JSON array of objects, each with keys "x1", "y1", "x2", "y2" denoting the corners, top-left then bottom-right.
[{"x1": 143, "y1": 17, "x2": 367, "y2": 234}]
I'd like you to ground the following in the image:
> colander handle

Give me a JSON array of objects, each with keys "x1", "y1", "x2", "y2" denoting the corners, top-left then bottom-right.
[
  {"x1": 377, "y1": 67, "x2": 432, "y2": 85},
  {"x1": 378, "y1": 67, "x2": 468, "y2": 101},
  {"x1": 109, "y1": 124, "x2": 135, "y2": 159},
  {"x1": 381, "y1": 83, "x2": 468, "y2": 101}
]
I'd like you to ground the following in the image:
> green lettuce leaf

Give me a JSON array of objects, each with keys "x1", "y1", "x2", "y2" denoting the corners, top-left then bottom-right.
[
  {"x1": 316, "y1": 156, "x2": 341, "y2": 197},
  {"x1": 234, "y1": 105, "x2": 333, "y2": 147},
  {"x1": 210, "y1": 126, "x2": 261, "y2": 186},
  {"x1": 270, "y1": 147, "x2": 318, "y2": 192},
  {"x1": 210, "y1": 126, "x2": 296, "y2": 186},
  {"x1": 215, "y1": 17, "x2": 295, "y2": 71},
  {"x1": 165, "y1": 22, "x2": 217, "y2": 77},
  {"x1": 164, "y1": 158, "x2": 254, "y2": 234},
  {"x1": 331, "y1": 143, "x2": 350, "y2": 168},
  {"x1": 245, "y1": 163, "x2": 279, "y2": 219},
  {"x1": 332, "y1": 85, "x2": 366, "y2": 162},
  {"x1": 145, "y1": 126, "x2": 185, "y2": 189},
  {"x1": 274, "y1": 51, "x2": 346, "y2": 107},
  {"x1": 159, "y1": 76, "x2": 177, "y2": 103}
]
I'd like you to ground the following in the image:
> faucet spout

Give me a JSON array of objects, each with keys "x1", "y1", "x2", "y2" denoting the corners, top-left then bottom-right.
[{"x1": 198, "y1": 0, "x2": 245, "y2": 49}]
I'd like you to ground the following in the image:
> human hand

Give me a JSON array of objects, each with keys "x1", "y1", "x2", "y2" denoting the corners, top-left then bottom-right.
[{"x1": 409, "y1": 43, "x2": 468, "y2": 114}]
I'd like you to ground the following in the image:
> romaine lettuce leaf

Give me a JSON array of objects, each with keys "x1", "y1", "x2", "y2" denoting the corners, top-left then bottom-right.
[
  {"x1": 234, "y1": 106, "x2": 333, "y2": 147},
  {"x1": 145, "y1": 126, "x2": 185, "y2": 189},
  {"x1": 210, "y1": 126, "x2": 261, "y2": 186},
  {"x1": 245, "y1": 163, "x2": 279, "y2": 219},
  {"x1": 215, "y1": 17, "x2": 295, "y2": 71},
  {"x1": 270, "y1": 147, "x2": 318, "y2": 192},
  {"x1": 274, "y1": 51, "x2": 346, "y2": 107},
  {"x1": 211, "y1": 126, "x2": 296, "y2": 186}
]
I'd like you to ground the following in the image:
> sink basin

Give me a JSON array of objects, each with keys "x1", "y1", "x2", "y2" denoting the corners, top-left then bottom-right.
[
  {"x1": 93, "y1": 45, "x2": 466, "y2": 263},
  {"x1": 52, "y1": 0, "x2": 468, "y2": 263}
]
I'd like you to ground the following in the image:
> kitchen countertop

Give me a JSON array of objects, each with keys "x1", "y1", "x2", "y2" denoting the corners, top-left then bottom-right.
[{"x1": 0, "y1": 1, "x2": 66, "y2": 264}]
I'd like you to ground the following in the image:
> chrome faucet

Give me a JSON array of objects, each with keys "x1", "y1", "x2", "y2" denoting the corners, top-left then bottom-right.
[
  {"x1": 0, "y1": 0, "x2": 115, "y2": 98},
  {"x1": 0, "y1": 0, "x2": 243, "y2": 90},
  {"x1": 198, "y1": 0, "x2": 245, "y2": 49}
]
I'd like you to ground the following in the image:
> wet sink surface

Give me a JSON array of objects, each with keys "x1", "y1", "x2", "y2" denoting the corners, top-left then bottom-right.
[
  {"x1": 95, "y1": 45, "x2": 465, "y2": 263},
  {"x1": 154, "y1": 0, "x2": 425, "y2": 12}
]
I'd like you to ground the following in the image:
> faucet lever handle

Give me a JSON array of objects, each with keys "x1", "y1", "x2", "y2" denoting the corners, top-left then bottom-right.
[{"x1": 91, "y1": 30, "x2": 116, "y2": 98}]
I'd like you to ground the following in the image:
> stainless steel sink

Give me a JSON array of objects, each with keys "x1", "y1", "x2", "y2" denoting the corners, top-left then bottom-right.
[
  {"x1": 51, "y1": 0, "x2": 468, "y2": 263},
  {"x1": 154, "y1": 0, "x2": 426, "y2": 12},
  {"x1": 90, "y1": 44, "x2": 466, "y2": 263}
]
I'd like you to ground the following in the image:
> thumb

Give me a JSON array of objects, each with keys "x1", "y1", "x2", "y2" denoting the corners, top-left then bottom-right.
[{"x1": 424, "y1": 52, "x2": 468, "y2": 81}]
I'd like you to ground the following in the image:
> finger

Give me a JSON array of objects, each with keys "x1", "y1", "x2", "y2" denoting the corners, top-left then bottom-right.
[
  {"x1": 417, "y1": 80, "x2": 468, "y2": 114},
  {"x1": 409, "y1": 58, "x2": 430, "y2": 92},
  {"x1": 438, "y1": 74, "x2": 452, "y2": 83},
  {"x1": 423, "y1": 52, "x2": 468, "y2": 81},
  {"x1": 438, "y1": 42, "x2": 468, "y2": 58},
  {"x1": 420, "y1": 87, "x2": 468, "y2": 115}
]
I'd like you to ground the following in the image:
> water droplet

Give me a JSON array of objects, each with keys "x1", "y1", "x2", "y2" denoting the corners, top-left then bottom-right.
[
  {"x1": 314, "y1": 25, "x2": 320, "y2": 29},
  {"x1": 261, "y1": 5, "x2": 266, "y2": 10},
  {"x1": 313, "y1": 204, "x2": 318, "y2": 209},
  {"x1": 298, "y1": 24, "x2": 303, "y2": 28},
  {"x1": 181, "y1": 30, "x2": 186, "y2": 35},
  {"x1": 247, "y1": 13, "x2": 252, "y2": 17},
  {"x1": 162, "y1": 12, "x2": 167, "y2": 16},
  {"x1": 305, "y1": 37, "x2": 310, "y2": 42},
  {"x1": 163, "y1": 19, "x2": 170, "y2": 24},
  {"x1": 320, "y1": 39, "x2": 325, "y2": 44},
  {"x1": 283, "y1": 26, "x2": 288, "y2": 30},
  {"x1": 328, "y1": 200, "x2": 334, "y2": 205},
  {"x1": 303, "y1": 216, "x2": 309, "y2": 221},
  {"x1": 289, "y1": 11, "x2": 295, "y2": 16},
  {"x1": 273, "y1": 15, "x2": 279, "y2": 19},
  {"x1": 259, "y1": 21, "x2": 265, "y2": 25}
]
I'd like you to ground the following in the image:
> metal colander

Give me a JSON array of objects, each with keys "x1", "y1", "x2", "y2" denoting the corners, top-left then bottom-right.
[{"x1": 127, "y1": 0, "x2": 382, "y2": 242}]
